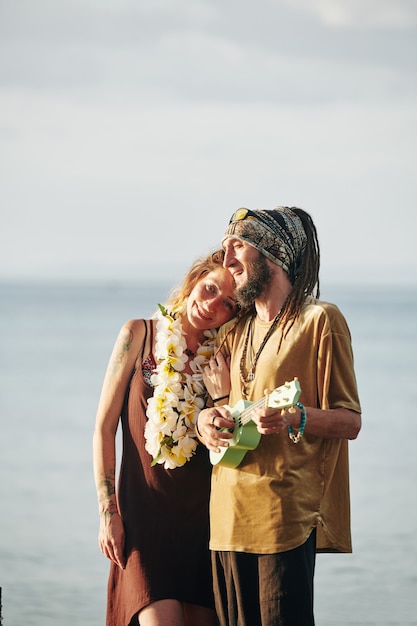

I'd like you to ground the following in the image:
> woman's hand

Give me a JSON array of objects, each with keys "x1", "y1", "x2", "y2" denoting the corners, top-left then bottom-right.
[
  {"x1": 98, "y1": 511, "x2": 126, "y2": 570},
  {"x1": 203, "y1": 351, "x2": 231, "y2": 400}
]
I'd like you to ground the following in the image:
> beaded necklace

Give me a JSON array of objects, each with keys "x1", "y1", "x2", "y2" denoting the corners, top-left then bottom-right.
[{"x1": 239, "y1": 310, "x2": 283, "y2": 398}]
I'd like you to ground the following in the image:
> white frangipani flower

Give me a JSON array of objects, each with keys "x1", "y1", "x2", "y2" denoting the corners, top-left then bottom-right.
[{"x1": 145, "y1": 304, "x2": 217, "y2": 469}]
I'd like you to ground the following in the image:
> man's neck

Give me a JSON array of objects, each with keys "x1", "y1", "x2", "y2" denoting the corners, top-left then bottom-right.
[{"x1": 254, "y1": 269, "x2": 292, "y2": 322}]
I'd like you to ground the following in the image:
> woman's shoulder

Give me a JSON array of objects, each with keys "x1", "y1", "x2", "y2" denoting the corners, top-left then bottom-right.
[
  {"x1": 117, "y1": 318, "x2": 152, "y2": 346},
  {"x1": 123, "y1": 317, "x2": 148, "y2": 330}
]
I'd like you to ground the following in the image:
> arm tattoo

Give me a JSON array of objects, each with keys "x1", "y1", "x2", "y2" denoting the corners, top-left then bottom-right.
[
  {"x1": 109, "y1": 328, "x2": 134, "y2": 379},
  {"x1": 114, "y1": 328, "x2": 134, "y2": 364},
  {"x1": 98, "y1": 471, "x2": 118, "y2": 517},
  {"x1": 99, "y1": 478, "x2": 115, "y2": 498}
]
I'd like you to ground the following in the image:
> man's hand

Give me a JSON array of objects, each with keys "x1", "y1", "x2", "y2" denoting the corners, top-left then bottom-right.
[
  {"x1": 251, "y1": 404, "x2": 303, "y2": 435},
  {"x1": 196, "y1": 406, "x2": 235, "y2": 452}
]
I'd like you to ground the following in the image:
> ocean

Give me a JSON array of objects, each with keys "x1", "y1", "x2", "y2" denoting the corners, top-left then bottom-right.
[{"x1": 0, "y1": 281, "x2": 416, "y2": 626}]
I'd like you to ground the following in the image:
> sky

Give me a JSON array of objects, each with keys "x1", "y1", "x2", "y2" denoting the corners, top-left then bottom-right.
[{"x1": 1, "y1": 0, "x2": 416, "y2": 287}]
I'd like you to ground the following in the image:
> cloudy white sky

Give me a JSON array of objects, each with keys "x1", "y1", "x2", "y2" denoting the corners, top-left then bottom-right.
[{"x1": 1, "y1": 0, "x2": 416, "y2": 286}]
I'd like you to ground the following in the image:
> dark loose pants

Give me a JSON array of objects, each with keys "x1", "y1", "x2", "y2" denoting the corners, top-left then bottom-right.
[{"x1": 212, "y1": 529, "x2": 316, "y2": 626}]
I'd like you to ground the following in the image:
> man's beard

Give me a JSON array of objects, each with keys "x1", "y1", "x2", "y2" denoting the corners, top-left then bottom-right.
[{"x1": 234, "y1": 252, "x2": 272, "y2": 308}]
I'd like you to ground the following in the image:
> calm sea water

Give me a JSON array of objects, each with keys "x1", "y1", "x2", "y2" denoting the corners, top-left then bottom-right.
[{"x1": 0, "y1": 281, "x2": 416, "y2": 626}]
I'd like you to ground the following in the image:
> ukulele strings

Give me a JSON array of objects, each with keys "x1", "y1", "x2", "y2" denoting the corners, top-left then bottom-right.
[
  {"x1": 237, "y1": 387, "x2": 296, "y2": 427},
  {"x1": 238, "y1": 395, "x2": 268, "y2": 427}
]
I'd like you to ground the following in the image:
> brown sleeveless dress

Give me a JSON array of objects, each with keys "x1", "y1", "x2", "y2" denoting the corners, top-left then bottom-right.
[{"x1": 106, "y1": 320, "x2": 215, "y2": 626}]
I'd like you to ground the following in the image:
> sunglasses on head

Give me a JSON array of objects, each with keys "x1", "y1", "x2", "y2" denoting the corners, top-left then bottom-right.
[
  {"x1": 229, "y1": 208, "x2": 258, "y2": 223},
  {"x1": 229, "y1": 208, "x2": 274, "y2": 232}
]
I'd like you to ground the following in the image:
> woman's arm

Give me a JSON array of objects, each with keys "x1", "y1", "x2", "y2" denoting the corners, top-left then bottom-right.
[{"x1": 92, "y1": 319, "x2": 146, "y2": 569}]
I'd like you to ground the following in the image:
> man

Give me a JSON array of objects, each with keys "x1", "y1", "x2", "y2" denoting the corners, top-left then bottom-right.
[{"x1": 197, "y1": 207, "x2": 361, "y2": 626}]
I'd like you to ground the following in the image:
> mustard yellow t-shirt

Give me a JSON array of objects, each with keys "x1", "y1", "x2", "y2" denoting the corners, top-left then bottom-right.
[{"x1": 209, "y1": 298, "x2": 361, "y2": 554}]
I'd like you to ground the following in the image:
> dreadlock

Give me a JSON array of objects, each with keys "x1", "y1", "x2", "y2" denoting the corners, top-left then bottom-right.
[{"x1": 279, "y1": 207, "x2": 320, "y2": 335}]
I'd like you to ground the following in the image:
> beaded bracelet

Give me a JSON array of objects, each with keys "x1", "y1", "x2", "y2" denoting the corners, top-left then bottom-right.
[
  {"x1": 287, "y1": 402, "x2": 306, "y2": 443},
  {"x1": 212, "y1": 394, "x2": 229, "y2": 403}
]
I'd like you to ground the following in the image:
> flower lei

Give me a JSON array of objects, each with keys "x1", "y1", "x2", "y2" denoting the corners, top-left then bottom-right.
[{"x1": 145, "y1": 304, "x2": 217, "y2": 469}]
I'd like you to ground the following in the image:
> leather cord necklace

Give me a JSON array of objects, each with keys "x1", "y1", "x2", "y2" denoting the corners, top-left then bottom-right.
[{"x1": 239, "y1": 310, "x2": 283, "y2": 398}]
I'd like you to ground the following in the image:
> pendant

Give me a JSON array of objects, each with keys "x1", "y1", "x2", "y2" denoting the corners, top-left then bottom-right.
[
  {"x1": 247, "y1": 372, "x2": 254, "y2": 381},
  {"x1": 241, "y1": 386, "x2": 247, "y2": 398}
]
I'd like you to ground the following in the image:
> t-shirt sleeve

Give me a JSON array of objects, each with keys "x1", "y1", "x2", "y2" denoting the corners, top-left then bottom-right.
[{"x1": 317, "y1": 304, "x2": 361, "y2": 413}]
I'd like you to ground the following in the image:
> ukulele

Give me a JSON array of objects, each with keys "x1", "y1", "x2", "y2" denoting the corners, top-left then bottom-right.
[{"x1": 209, "y1": 378, "x2": 301, "y2": 468}]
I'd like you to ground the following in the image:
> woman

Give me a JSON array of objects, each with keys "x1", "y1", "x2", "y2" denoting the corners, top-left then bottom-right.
[{"x1": 93, "y1": 250, "x2": 237, "y2": 626}]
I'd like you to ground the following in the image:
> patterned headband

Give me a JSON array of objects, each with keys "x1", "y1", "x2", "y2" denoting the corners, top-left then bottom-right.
[{"x1": 222, "y1": 207, "x2": 307, "y2": 273}]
